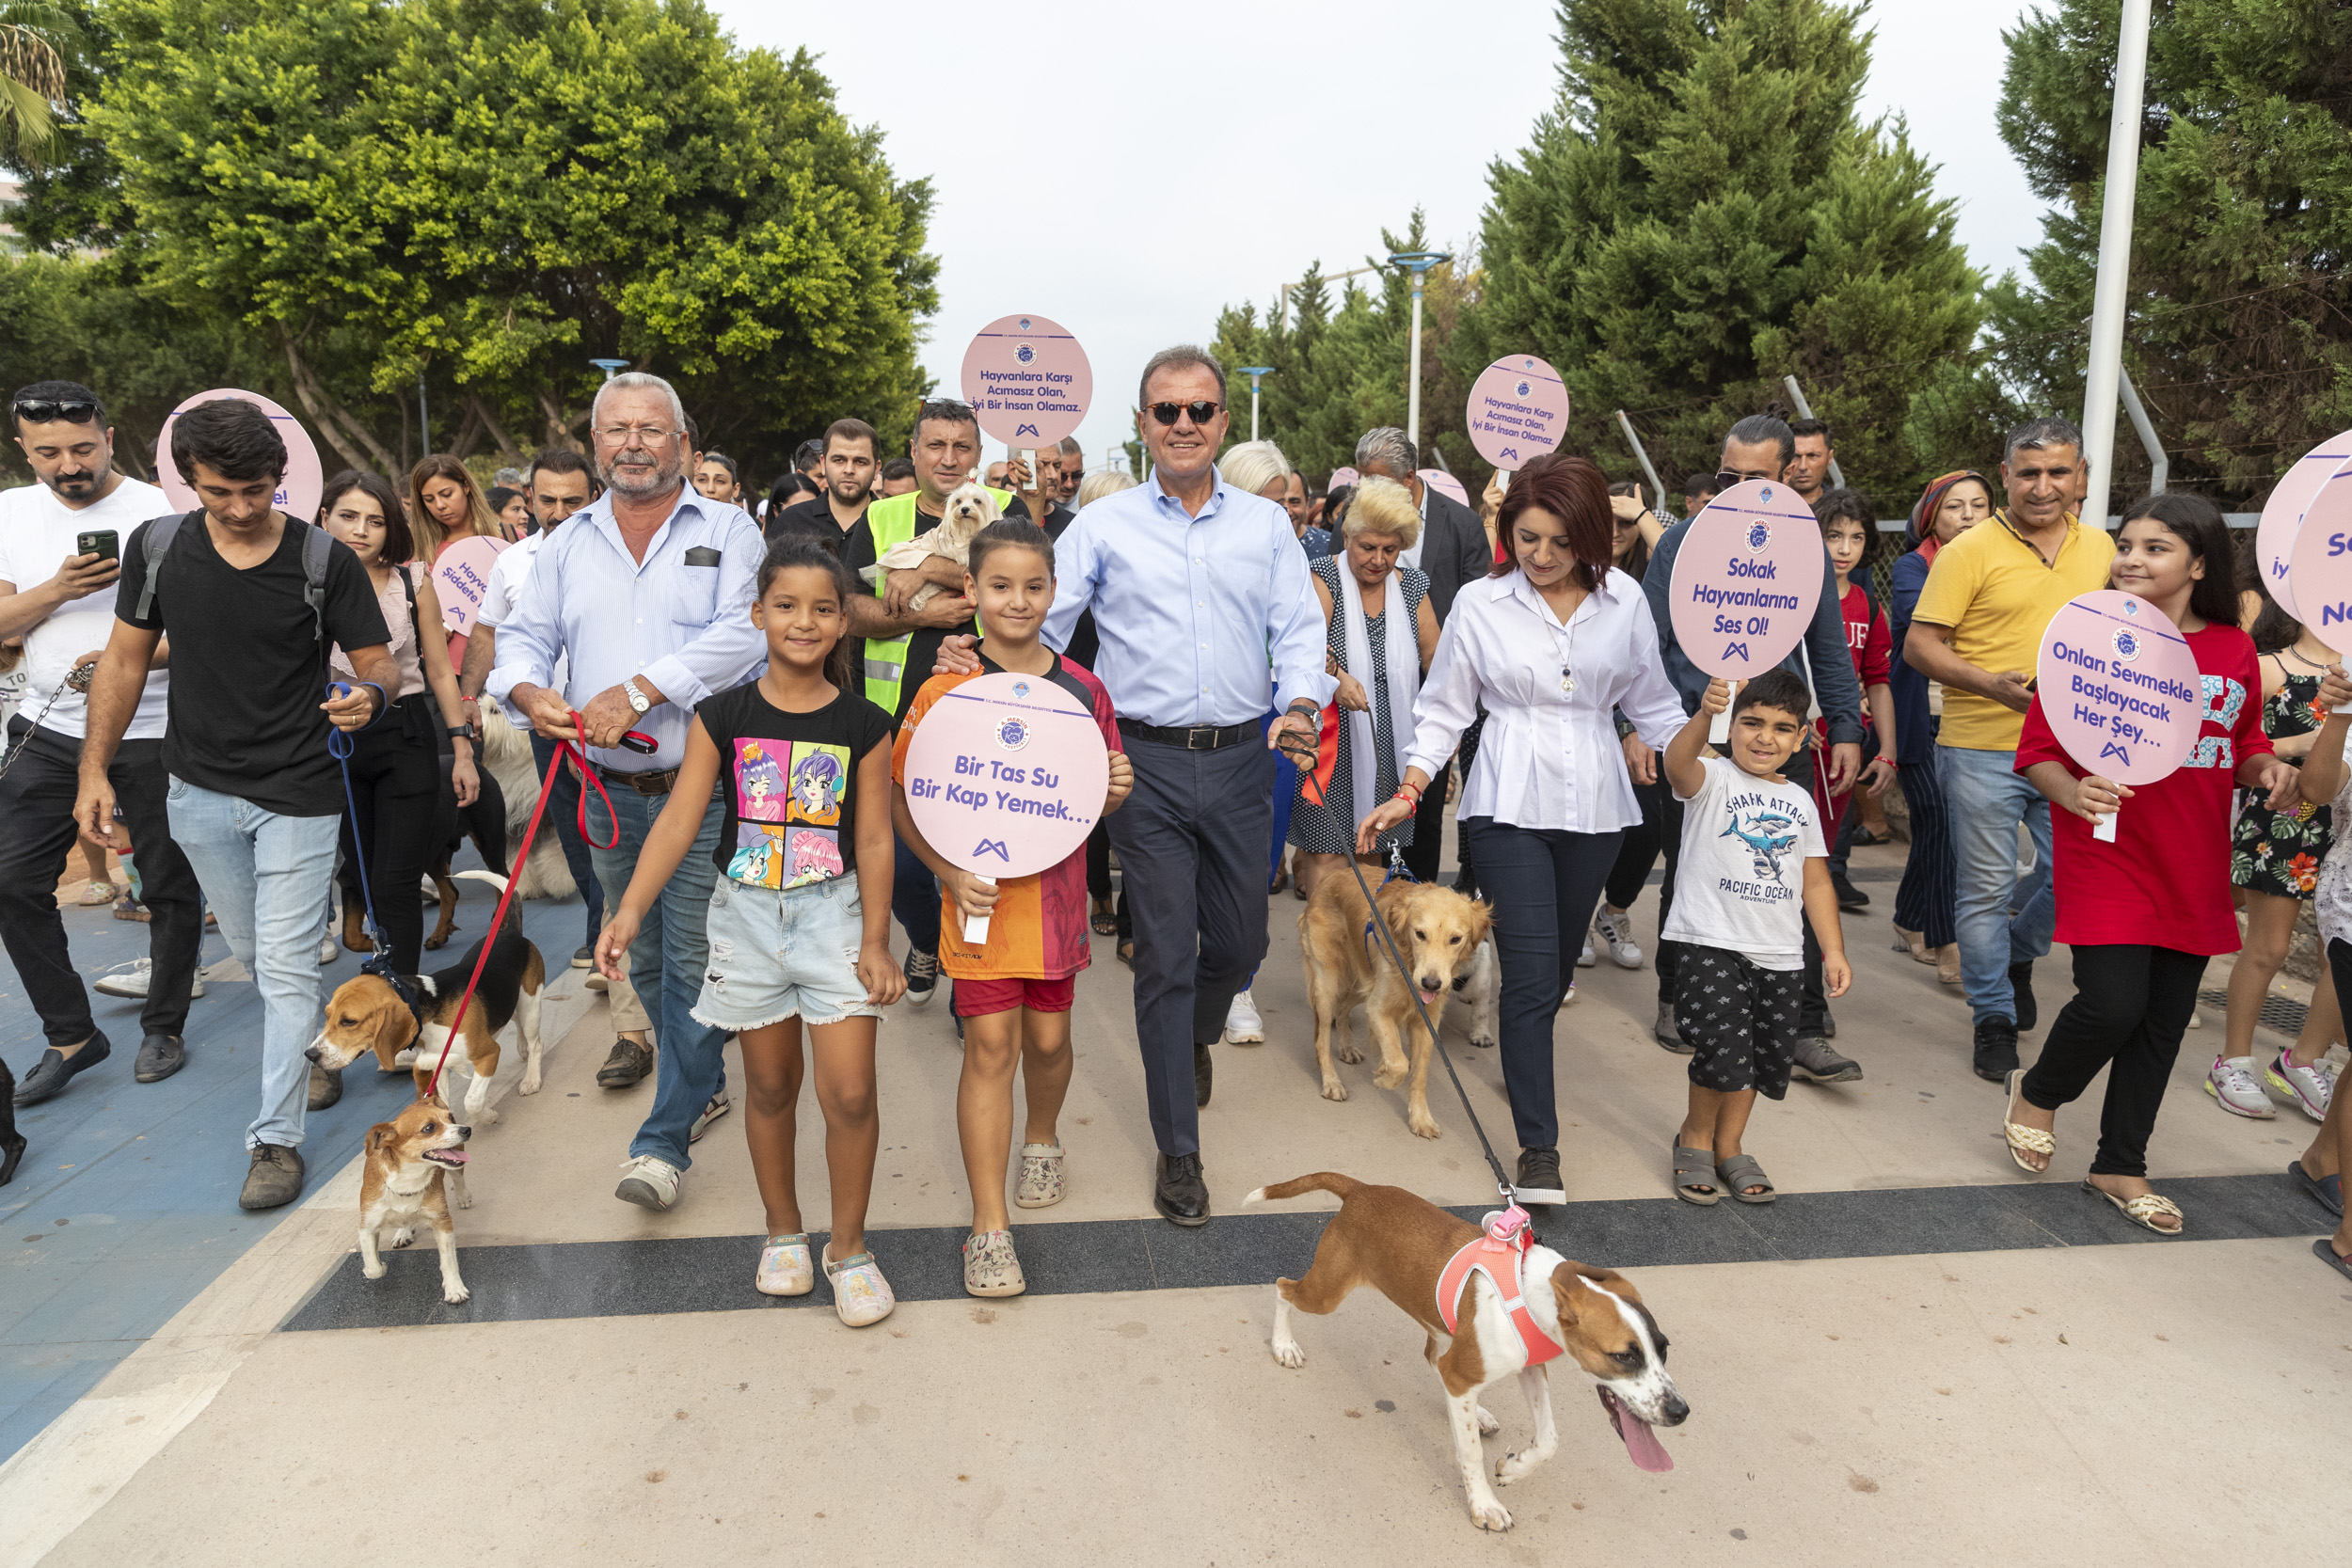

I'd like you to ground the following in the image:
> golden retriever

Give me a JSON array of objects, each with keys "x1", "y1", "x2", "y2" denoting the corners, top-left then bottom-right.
[{"x1": 1298, "y1": 874, "x2": 1493, "y2": 1138}]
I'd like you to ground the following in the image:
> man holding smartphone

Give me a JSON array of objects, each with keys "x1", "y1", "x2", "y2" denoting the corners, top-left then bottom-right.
[{"x1": 0, "y1": 380, "x2": 199, "y2": 1107}]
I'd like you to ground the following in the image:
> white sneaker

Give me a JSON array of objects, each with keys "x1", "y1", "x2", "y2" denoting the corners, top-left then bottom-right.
[
  {"x1": 1592, "y1": 907, "x2": 1644, "y2": 969},
  {"x1": 2266, "y1": 1053, "x2": 2338, "y2": 1121},
  {"x1": 2204, "y1": 1055, "x2": 2276, "y2": 1118},
  {"x1": 1577, "y1": 938, "x2": 1596, "y2": 968},
  {"x1": 421, "y1": 874, "x2": 441, "y2": 905},
  {"x1": 1225, "y1": 989, "x2": 1265, "y2": 1044},
  {"x1": 614, "y1": 1153, "x2": 684, "y2": 1211},
  {"x1": 318, "y1": 936, "x2": 339, "y2": 965},
  {"x1": 91, "y1": 958, "x2": 204, "y2": 1001}
]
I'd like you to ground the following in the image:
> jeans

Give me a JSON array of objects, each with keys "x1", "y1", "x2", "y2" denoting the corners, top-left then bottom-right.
[
  {"x1": 892, "y1": 833, "x2": 941, "y2": 956},
  {"x1": 2021, "y1": 944, "x2": 2205, "y2": 1177},
  {"x1": 1939, "y1": 744, "x2": 2055, "y2": 1025},
  {"x1": 585, "y1": 780, "x2": 728, "y2": 1170},
  {"x1": 532, "y1": 733, "x2": 604, "y2": 948},
  {"x1": 0, "y1": 721, "x2": 203, "y2": 1047},
  {"x1": 1467, "y1": 817, "x2": 1621, "y2": 1151},
  {"x1": 167, "y1": 779, "x2": 341, "y2": 1149},
  {"x1": 1110, "y1": 735, "x2": 1271, "y2": 1156}
]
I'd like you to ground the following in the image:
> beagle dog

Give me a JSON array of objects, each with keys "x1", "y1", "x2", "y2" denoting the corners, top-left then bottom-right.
[
  {"x1": 359, "y1": 1097, "x2": 472, "y2": 1305},
  {"x1": 1248, "y1": 1173, "x2": 1686, "y2": 1532},
  {"x1": 308, "y1": 870, "x2": 547, "y2": 1129}
]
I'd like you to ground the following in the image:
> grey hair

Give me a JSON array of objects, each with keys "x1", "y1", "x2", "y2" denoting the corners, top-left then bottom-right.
[
  {"x1": 1354, "y1": 426, "x2": 1417, "y2": 477},
  {"x1": 1217, "y1": 439, "x2": 1294, "y2": 497},
  {"x1": 592, "y1": 371, "x2": 688, "y2": 434},
  {"x1": 1075, "y1": 468, "x2": 1137, "y2": 509},
  {"x1": 2005, "y1": 415, "x2": 2085, "y2": 465},
  {"x1": 1136, "y1": 344, "x2": 1227, "y2": 409}
]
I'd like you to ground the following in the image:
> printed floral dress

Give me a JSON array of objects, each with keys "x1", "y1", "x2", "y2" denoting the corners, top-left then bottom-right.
[{"x1": 2232, "y1": 661, "x2": 2333, "y2": 897}]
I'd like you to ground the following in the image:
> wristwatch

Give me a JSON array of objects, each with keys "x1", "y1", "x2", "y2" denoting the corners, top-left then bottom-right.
[
  {"x1": 446, "y1": 722, "x2": 476, "y2": 743},
  {"x1": 623, "y1": 677, "x2": 651, "y2": 715}
]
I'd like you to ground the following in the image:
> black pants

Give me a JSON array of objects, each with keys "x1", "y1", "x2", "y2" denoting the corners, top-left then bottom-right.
[
  {"x1": 532, "y1": 732, "x2": 604, "y2": 949},
  {"x1": 2020, "y1": 943, "x2": 2206, "y2": 1178},
  {"x1": 1108, "y1": 735, "x2": 1271, "y2": 1157},
  {"x1": 1402, "y1": 767, "x2": 1451, "y2": 884},
  {"x1": 334, "y1": 704, "x2": 441, "y2": 974},
  {"x1": 1602, "y1": 775, "x2": 1668, "y2": 910},
  {"x1": 0, "y1": 719, "x2": 202, "y2": 1045},
  {"x1": 1086, "y1": 818, "x2": 1113, "y2": 901},
  {"x1": 1468, "y1": 816, "x2": 1620, "y2": 1151}
]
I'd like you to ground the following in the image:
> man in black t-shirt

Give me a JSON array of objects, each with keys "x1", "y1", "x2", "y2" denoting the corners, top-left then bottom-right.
[
  {"x1": 76, "y1": 399, "x2": 396, "y2": 1212},
  {"x1": 766, "y1": 416, "x2": 880, "y2": 553}
]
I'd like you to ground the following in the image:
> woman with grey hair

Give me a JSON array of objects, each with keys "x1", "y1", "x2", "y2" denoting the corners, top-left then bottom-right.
[
  {"x1": 1075, "y1": 467, "x2": 1136, "y2": 510},
  {"x1": 1217, "y1": 439, "x2": 1292, "y2": 499},
  {"x1": 1289, "y1": 476, "x2": 1440, "y2": 896}
]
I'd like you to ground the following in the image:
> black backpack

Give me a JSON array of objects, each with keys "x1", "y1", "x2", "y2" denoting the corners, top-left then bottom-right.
[{"x1": 133, "y1": 511, "x2": 334, "y2": 643}]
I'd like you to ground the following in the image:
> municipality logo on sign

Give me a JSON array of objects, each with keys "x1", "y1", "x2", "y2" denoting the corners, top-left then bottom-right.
[
  {"x1": 1515, "y1": 379, "x2": 1531, "y2": 397},
  {"x1": 1011, "y1": 680, "x2": 1031, "y2": 698},
  {"x1": 2111, "y1": 628, "x2": 2142, "y2": 663},
  {"x1": 1014, "y1": 342, "x2": 1036, "y2": 365},
  {"x1": 1746, "y1": 522, "x2": 1771, "y2": 552},
  {"x1": 1759, "y1": 484, "x2": 1775, "y2": 503},
  {"x1": 996, "y1": 717, "x2": 1030, "y2": 751},
  {"x1": 1017, "y1": 318, "x2": 1033, "y2": 331}
]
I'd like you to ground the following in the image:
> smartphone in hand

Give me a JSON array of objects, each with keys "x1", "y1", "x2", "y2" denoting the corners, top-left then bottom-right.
[{"x1": 76, "y1": 530, "x2": 119, "y2": 563}]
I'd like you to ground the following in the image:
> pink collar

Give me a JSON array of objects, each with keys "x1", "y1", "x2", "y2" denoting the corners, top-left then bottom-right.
[{"x1": 1435, "y1": 1207, "x2": 1564, "y2": 1366}]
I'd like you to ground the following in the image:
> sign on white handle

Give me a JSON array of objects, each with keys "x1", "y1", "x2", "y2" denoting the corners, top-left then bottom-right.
[{"x1": 964, "y1": 876, "x2": 997, "y2": 945}]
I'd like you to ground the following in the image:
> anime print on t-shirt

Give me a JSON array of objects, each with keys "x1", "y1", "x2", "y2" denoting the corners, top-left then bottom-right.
[{"x1": 727, "y1": 736, "x2": 850, "y2": 889}]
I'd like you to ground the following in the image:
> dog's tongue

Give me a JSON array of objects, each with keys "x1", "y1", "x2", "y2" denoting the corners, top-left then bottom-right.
[
  {"x1": 1602, "y1": 1389, "x2": 1673, "y2": 1473},
  {"x1": 428, "y1": 1149, "x2": 469, "y2": 1165},
  {"x1": 1418, "y1": 986, "x2": 1440, "y2": 1006}
]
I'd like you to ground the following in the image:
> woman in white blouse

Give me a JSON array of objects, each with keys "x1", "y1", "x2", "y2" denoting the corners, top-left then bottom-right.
[{"x1": 1357, "y1": 451, "x2": 1686, "y2": 1203}]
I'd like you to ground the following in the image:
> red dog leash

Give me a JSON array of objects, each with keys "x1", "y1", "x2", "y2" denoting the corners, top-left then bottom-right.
[{"x1": 421, "y1": 709, "x2": 628, "y2": 1101}]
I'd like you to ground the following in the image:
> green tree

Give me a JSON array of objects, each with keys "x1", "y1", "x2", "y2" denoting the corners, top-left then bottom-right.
[
  {"x1": 0, "y1": 2, "x2": 73, "y2": 166},
  {"x1": 1470, "y1": 0, "x2": 1985, "y2": 508},
  {"x1": 1993, "y1": 0, "x2": 2352, "y2": 510}
]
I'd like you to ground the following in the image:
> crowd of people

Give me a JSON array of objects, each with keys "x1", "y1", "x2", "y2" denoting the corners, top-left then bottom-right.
[{"x1": 4, "y1": 349, "x2": 2350, "y2": 1327}]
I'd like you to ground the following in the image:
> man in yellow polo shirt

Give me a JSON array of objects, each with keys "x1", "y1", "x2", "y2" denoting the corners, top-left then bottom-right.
[{"x1": 1907, "y1": 417, "x2": 2113, "y2": 1083}]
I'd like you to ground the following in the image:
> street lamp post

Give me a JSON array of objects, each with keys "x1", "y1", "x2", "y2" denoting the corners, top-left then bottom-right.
[
  {"x1": 590, "y1": 357, "x2": 629, "y2": 382},
  {"x1": 1237, "y1": 366, "x2": 1274, "y2": 442},
  {"x1": 1386, "y1": 250, "x2": 1452, "y2": 455},
  {"x1": 2078, "y1": 0, "x2": 2154, "y2": 531}
]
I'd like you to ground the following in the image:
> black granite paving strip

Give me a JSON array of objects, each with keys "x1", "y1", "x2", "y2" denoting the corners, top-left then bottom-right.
[{"x1": 279, "y1": 1170, "x2": 2341, "y2": 1333}]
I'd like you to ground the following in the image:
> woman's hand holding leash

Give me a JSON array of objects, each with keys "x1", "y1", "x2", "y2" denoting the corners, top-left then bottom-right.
[{"x1": 1335, "y1": 671, "x2": 1370, "y2": 713}]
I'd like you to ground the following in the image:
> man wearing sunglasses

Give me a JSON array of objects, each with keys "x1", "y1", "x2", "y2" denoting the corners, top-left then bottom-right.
[
  {"x1": 0, "y1": 382, "x2": 201, "y2": 1114},
  {"x1": 1637, "y1": 413, "x2": 1865, "y2": 1082},
  {"x1": 936, "y1": 346, "x2": 1332, "y2": 1227}
]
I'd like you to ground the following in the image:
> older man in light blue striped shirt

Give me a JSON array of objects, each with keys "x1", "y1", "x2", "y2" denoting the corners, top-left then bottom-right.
[{"x1": 490, "y1": 371, "x2": 764, "y2": 1213}]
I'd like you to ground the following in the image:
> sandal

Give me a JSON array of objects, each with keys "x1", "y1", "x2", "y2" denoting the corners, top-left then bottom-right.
[
  {"x1": 2082, "y1": 1180, "x2": 2184, "y2": 1235},
  {"x1": 1117, "y1": 941, "x2": 1135, "y2": 969},
  {"x1": 1016, "y1": 1141, "x2": 1066, "y2": 1208},
  {"x1": 2313, "y1": 1238, "x2": 2352, "y2": 1281},
  {"x1": 112, "y1": 895, "x2": 151, "y2": 923},
  {"x1": 962, "y1": 1228, "x2": 1027, "y2": 1297},
  {"x1": 821, "y1": 1243, "x2": 897, "y2": 1326},
  {"x1": 2001, "y1": 1069, "x2": 2055, "y2": 1175},
  {"x1": 2290, "y1": 1159, "x2": 2343, "y2": 1218},
  {"x1": 77, "y1": 879, "x2": 116, "y2": 907},
  {"x1": 1671, "y1": 1144, "x2": 1719, "y2": 1206},
  {"x1": 1090, "y1": 899, "x2": 1117, "y2": 937},
  {"x1": 755, "y1": 1233, "x2": 814, "y2": 1296},
  {"x1": 1716, "y1": 1153, "x2": 1776, "y2": 1205}
]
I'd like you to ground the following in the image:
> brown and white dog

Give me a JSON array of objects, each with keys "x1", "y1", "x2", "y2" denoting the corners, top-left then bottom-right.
[
  {"x1": 861, "y1": 481, "x2": 1001, "y2": 611},
  {"x1": 359, "y1": 1097, "x2": 472, "y2": 1304},
  {"x1": 1297, "y1": 873, "x2": 1493, "y2": 1137},
  {"x1": 1248, "y1": 1173, "x2": 1685, "y2": 1532},
  {"x1": 308, "y1": 870, "x2": 547, "y2": 1130}
]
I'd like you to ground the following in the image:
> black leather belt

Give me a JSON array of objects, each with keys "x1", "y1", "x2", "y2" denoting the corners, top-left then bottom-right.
[
  {"x1": 1117, "y1": 719, "x2": 1255, "y2": 751},
  {"x1": 594, "y1": 762, "x2": 680, "y2": 797}
]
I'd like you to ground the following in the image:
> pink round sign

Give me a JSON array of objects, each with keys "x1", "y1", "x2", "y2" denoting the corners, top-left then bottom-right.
[
  {"x1": 902, "y1": 671, "x2": 1111, "y2": 879},
  {"x1": 1328, "y1": 467, "x2": 1359, "y2": 488},
  {"x1": 154, "y1": 388, "x2": 325, "y2": 522},
  {"x1": 2286, "y1": 480, "x2": 2352, "y2": 646},
  {"x1": 2033, "y1": 590, "x2": 2201, "y2": 784},
  {"x1": 2258, "y1": 429, "x2": 2352, "y2": 621},
  {"x1": 1465, "y1": 354, "x2": 1569, "y2": 469},
  {"x1": 432, "y1": 535, "x2": 508, "y2": 638},
  {"x1": 960, "y1": 313, "x2": 1091, "y2": 449},
  {"x1": 1418, "y1": 468, "x2": 1469, "y2": 507},
  {"x1": 1665, "y1": 481, "x2": 1825, "y2": 678}
]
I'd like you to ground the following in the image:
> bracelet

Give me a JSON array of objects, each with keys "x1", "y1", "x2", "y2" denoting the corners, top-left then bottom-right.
[{"x1": 1394, "y1": 784, "x2": 1422, "y2": 806}]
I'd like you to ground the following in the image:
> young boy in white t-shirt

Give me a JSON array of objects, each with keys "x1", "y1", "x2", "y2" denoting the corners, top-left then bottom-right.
[{"x1": 1660, "y1": 669, "x2": 1851, "y2": 1206}]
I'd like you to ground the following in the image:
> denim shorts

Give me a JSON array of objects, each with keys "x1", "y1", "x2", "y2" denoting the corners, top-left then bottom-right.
[{"x1": 691, "y1": 874, "x2": 880, "y2": 1031}]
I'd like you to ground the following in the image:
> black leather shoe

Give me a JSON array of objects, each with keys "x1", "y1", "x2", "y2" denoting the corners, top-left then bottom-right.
[
  {"x1": 596, "y1": 1037, "x2": 653, "y2": 1088},
  {"x1": 134, "y1": 1033, "x2": 186, "y2": 1084},
  {"x1": 1154, "y1": 1151, "x2": 1210, "y2": 1227},
  {"x1": 1516, "y1": 1146, "x2": 1565, "y2": 1206},
  {"x1": 12, "y1": 1031, "x2": 111, "y2": 1106},
  {"x1": 2008, "y1": 962, "x2": 2038, "y2": 1033},
  {"x1": 1833, "y1": 872, "x2": 1870, "y2": 911},
  {"x1": 1973, "y1": 1018, "x2": 2021, "y2": 1083},
  {"x1": 1194, "y1": 1042, "x2": 1213, "y2": 1107}
]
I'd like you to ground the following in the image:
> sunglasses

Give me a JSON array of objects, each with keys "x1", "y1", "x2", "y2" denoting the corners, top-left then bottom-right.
[
  {"x1": 1147, "y1": 401, "x2": 1223, "y2": 426},
  {"x1": 13, "y1": 399, "x2": 98, "y2": 425}
]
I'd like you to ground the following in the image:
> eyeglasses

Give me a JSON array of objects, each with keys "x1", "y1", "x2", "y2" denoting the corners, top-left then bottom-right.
[
  {"x1": 1712, "y1": 469, "x2": 1772, "y2": 491},
  {"x1": 12, "y1": 399, "x2": 98, "y2": 425},
  {"x1": 596, "y1": 424, "x2": 677, "y2": 446},
  {"x1": 1147, "y1": 401, "x2": 1223, "y2": 427}
]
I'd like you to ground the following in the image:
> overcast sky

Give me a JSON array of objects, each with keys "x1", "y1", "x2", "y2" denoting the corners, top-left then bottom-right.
[{"x1": 717, "y1": 0, "x2": 2047, "y2": 469}]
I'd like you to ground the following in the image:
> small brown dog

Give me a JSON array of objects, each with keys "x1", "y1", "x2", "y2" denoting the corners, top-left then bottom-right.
[
  {"x1": 359, "y1": 1098, "x2": 472, "y2": 1305},
  {"x1": 1249, "y1": 1173, "x2": 1685, "y2": 1531},
  {"x1": 1298, "y1": 872, "x2": 1492, "y2": 1137}
]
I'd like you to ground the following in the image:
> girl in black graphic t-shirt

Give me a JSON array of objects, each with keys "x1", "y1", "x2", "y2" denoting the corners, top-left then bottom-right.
[{"x1": 596, "y1": 537, "x2": 907, "y2": 1326}]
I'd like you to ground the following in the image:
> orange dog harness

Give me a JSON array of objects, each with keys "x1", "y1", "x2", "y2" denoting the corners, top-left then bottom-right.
[{"x1": 1435, "y1": 1207, "x2": 1564, "y2": 1366}]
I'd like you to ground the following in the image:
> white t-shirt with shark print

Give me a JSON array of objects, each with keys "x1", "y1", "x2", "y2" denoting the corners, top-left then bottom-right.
[{"x1": 1661, "y1": 754, "x2": 1828, "y2": 971}]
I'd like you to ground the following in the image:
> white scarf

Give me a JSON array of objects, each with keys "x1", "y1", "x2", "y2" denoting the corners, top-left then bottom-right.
[{"x1": 1338, "y1": 564, "x2": 1421, "y2": 825}]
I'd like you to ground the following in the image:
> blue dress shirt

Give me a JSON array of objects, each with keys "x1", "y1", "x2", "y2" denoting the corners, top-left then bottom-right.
[
  {"x1": 1041, "y1": 470, "x2": 1335, "y2": 726},
  {"x1": 486, "y1": 484, "x2": 767, "y2": 770}
]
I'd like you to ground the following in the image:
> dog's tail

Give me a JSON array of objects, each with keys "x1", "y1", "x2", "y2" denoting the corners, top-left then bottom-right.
[
  {"x1": 1244, "y1": 1172, "x2": 1365, "y2": 1206},
  {"x1": 452, "y1": 870, "x2": 520, "y2": 944}
]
